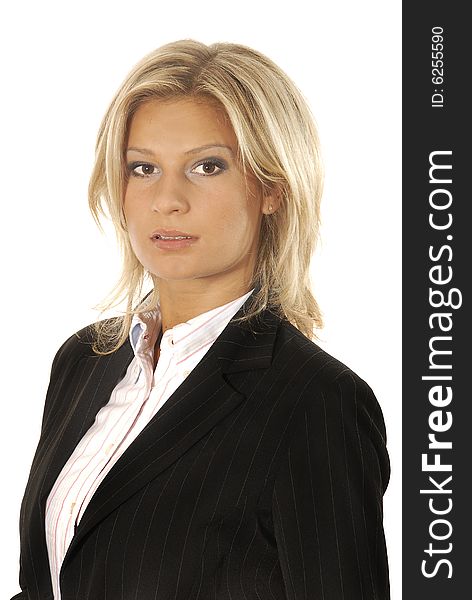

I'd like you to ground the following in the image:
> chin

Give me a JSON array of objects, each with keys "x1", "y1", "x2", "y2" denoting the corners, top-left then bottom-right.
[{"x1": 146, "y1": 267, "x2": 203, "y2": 281}]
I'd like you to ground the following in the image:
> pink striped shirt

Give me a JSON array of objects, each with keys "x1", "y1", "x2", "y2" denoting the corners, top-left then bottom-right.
[{"x1": 45, "y1": 288, "x2": 254, "y2": 599}]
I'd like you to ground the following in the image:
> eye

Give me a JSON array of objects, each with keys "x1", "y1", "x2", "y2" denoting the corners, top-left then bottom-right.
[
  {"x1": 192, "y1": 159, "x2": 227, "y2": 176},
  {"x1": 127, "y1": 162, "x2": 158, "y2": 178}
]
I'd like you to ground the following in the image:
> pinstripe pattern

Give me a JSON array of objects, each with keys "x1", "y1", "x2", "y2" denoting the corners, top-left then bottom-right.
[
  {"x1": 13, "y1": 298, "x2": 390, "y2": 599},
  {"x1": 44, "y1": 290, "x2": 254, "y2": 599}
]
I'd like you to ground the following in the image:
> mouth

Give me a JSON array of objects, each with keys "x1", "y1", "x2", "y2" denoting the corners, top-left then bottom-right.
[
  {"x1": 150, "y1": 232, "x2": 198, "y2": 250},
  {"x1": 151, "y1": 234, "x2": 194, "y2": 241}
]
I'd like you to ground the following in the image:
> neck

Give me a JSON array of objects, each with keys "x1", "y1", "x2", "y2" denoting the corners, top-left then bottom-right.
[{"x1": 156, "y1": 279, "x2": 253, "y2": 334}]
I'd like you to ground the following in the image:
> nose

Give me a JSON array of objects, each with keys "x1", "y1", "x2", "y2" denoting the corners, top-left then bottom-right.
[{"x1": 149, "y1": 172, "x2": 190, "y2": 214}]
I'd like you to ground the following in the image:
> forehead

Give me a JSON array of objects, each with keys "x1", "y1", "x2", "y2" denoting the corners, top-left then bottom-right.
[{"x1": 127, "y1": 97, "x2": 236, "y2": 148}]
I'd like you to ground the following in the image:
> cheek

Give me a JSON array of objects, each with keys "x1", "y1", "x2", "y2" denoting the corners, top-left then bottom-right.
[
  {"x1": 214, "y1": 207, "x2": 261, "y2": 250},
  {"x1": 123, "y1": 213, "x2": 148, "y2": 257},
  {"x1": 231, "y1": 194, "x2": 261, "y2": 234},
  {"x1": 211, "y1": 185, "x2": 260, "y2": 234},
  {"x1": 122, "y1": 191, "x2": 133, "y2": 224},
  {"x1": 123, "y1": 193, "x2": 144, "y2": 231}
]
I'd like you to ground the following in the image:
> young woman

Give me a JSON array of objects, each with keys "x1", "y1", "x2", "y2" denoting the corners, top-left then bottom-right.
[{"x1": 12, "y1": 39, "x2": 390, "y2": 599}]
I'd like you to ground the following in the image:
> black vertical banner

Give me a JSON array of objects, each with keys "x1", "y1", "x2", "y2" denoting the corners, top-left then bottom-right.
[{"x1": 403, "y1": 3, "x2": 470, "y2": 598}]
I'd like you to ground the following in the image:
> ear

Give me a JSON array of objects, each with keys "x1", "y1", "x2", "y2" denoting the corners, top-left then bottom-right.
[{"x1": 261, "y1": 183, "x2": 282, "y2": 215}]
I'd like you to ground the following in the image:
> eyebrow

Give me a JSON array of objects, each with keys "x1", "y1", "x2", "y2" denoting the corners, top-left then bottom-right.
[{"x1": 126, "y1": 144, "x2": 234, "y2": 156}]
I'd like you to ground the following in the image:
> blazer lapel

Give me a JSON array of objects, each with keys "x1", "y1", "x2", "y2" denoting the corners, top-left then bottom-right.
[
  {"x1": 64, "y1": 304, "x2": 282, "y2": 562},
  {"x1": 38, "y1": 342, "x2": 135, "y2": 510}
]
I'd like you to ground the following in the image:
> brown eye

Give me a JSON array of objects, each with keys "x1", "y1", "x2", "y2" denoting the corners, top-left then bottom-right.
[
  {"x1": 192, "y1": 159, "x2": 226, "y2": 176},
  {"x1": 202, "y1": 163, "x2": 217, "y2": 174},
  {"x1": 128, "y1": 162, "x2": 158, "y2": 177}
]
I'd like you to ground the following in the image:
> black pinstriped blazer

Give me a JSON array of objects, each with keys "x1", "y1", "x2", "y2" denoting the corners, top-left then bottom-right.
[{"x1": 12, "y1": 298, "x2": 390, "y2": 599}]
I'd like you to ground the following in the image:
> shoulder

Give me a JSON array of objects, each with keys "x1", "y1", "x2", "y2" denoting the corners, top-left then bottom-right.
[
  {"x1": 39, "y1": 321, "x2": 132, "y2": 432},
  {"x1": 274, "y1": 318, "x2": 386, "y2": 437},
  {"x1": 274, "y1": 319, "x2": 389, "y2": 482},
  {"x1": 53, "y1": 323, "x2": 97, "y2": 361},
  {"x1": 275, "y1": 318, "x2": 371, "y2": 392},
  {"x1": 49, "y1": 319, "x2": 122, "y2": 378}
]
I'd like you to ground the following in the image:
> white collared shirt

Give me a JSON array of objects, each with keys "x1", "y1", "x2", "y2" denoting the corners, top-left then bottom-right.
[{"x1": 45, "y1": 288, "x2": 254, "y2": 599}]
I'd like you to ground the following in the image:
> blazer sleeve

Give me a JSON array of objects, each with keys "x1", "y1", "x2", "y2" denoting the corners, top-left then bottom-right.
[{"x1": 271, "y1": 370, "x2": 390, "y2": 600}]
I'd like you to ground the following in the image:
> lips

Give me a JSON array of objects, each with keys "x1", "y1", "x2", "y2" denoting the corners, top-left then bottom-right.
[
  {"x1": 150, "y1": 228, "x2": 197, "y2": 240},
  {"x1": 150, "y1": 228, "x2": 199, "y2": 250}
]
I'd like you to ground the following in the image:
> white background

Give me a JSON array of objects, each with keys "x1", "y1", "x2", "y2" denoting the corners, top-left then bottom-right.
[{"x1": 0, "y1": 0, "x2": 401, "y2": 596}]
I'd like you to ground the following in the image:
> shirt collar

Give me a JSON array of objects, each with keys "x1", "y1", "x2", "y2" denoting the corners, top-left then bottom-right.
[{"x1": 130, "y1": 288, "x2": 255, "y2": 360}]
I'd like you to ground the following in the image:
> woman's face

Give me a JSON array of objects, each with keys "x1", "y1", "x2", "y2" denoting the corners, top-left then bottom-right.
[{"x1": 123, "y1": 98, "x2": 275, "y2": 295}]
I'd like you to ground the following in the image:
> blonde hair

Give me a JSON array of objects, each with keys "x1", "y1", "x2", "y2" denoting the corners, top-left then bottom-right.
[{"x1": 89, "y1": 39, "x2": 324, "y2": 354}]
